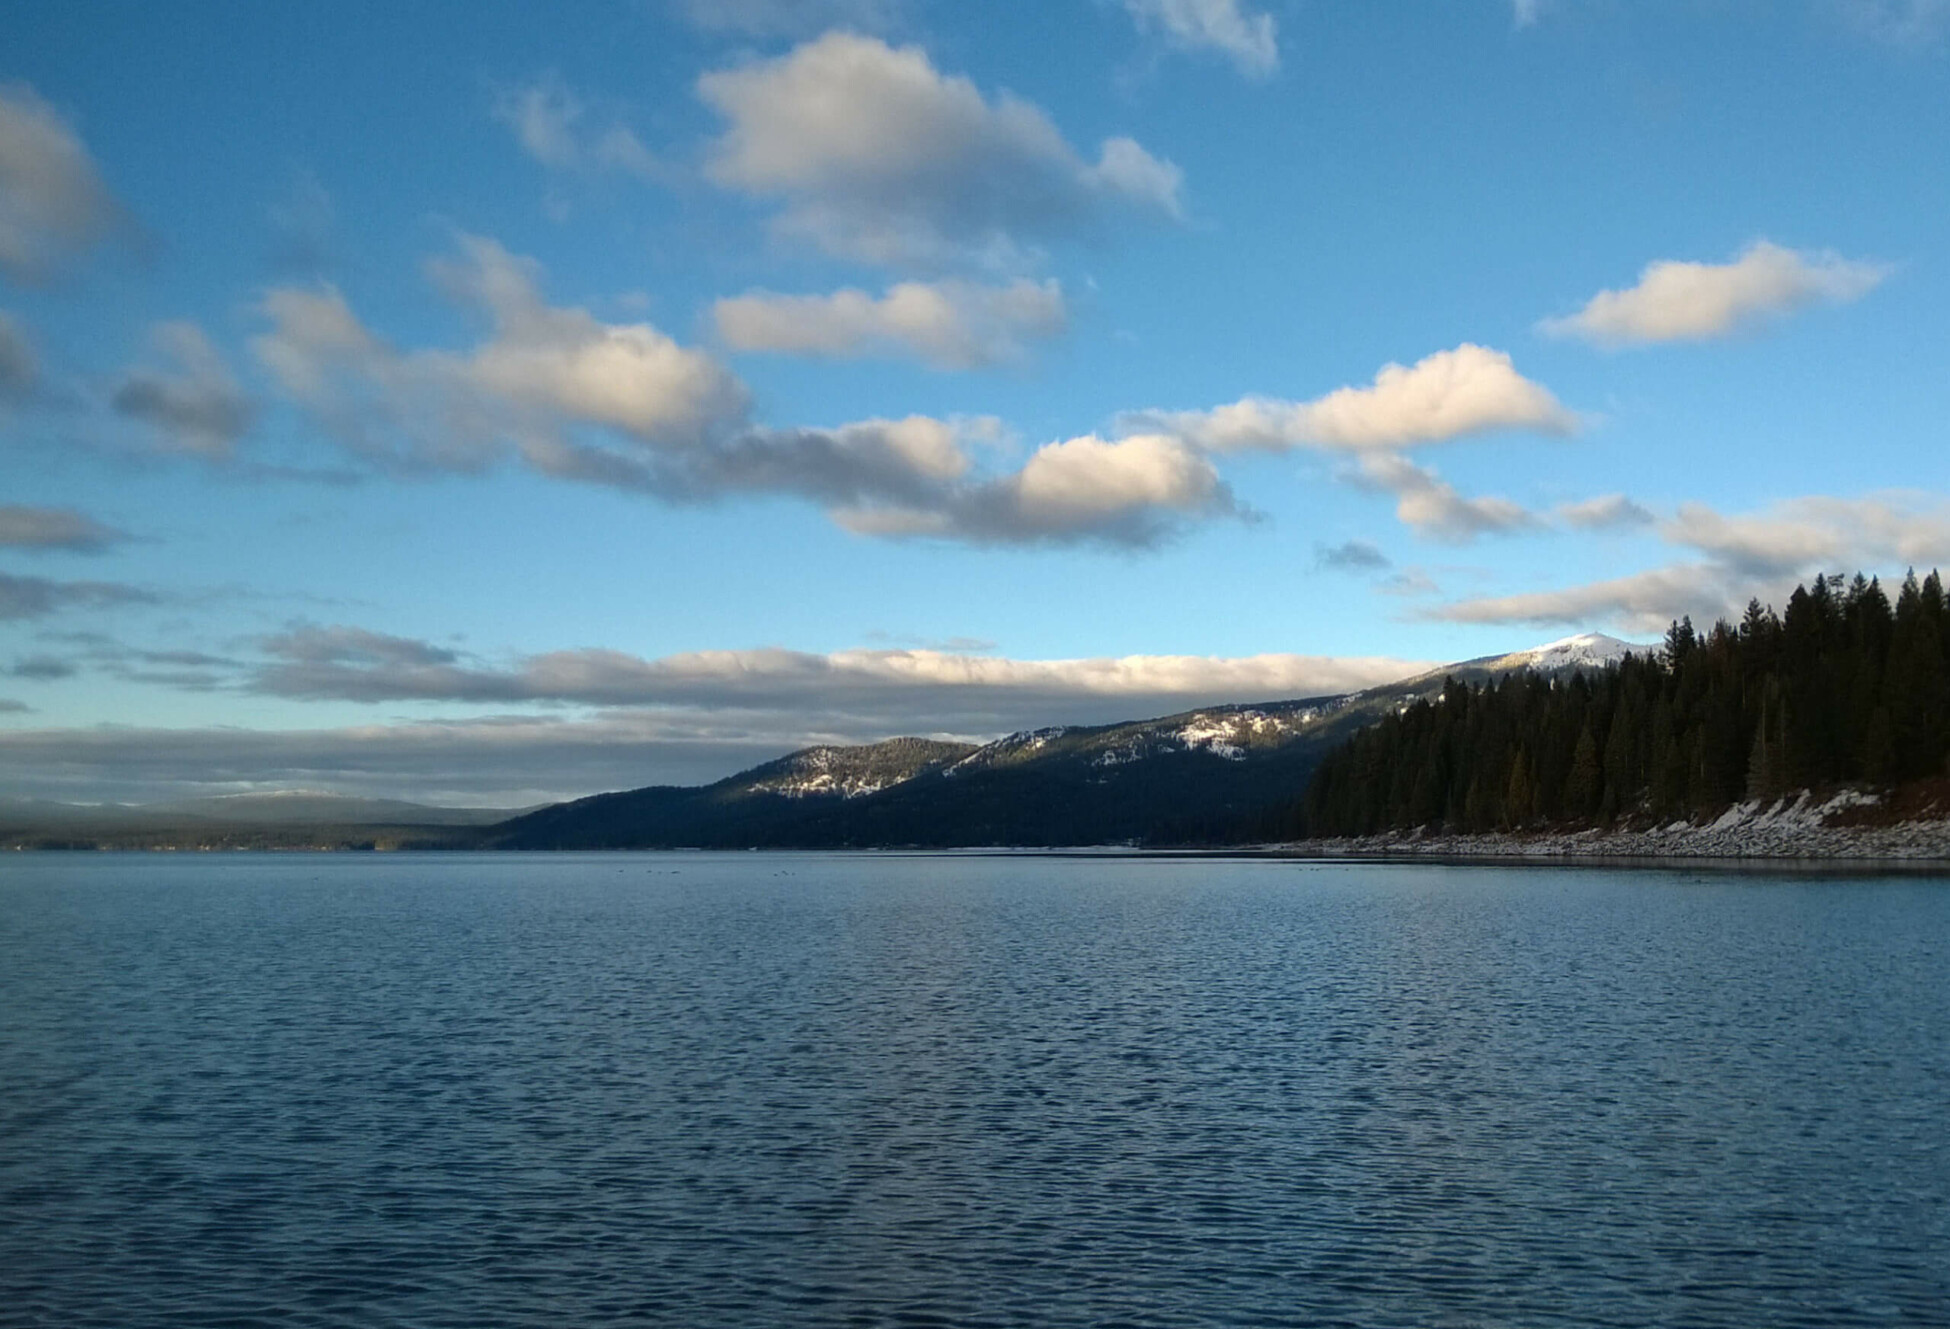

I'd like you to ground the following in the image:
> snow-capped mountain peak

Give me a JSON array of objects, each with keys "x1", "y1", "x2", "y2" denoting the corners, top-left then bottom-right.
[{"x1": 1506, "y1": 633, "x2": 1645, "y2": 672}]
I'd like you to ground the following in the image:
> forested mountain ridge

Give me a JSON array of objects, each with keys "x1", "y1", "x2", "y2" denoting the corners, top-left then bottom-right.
[
  {"x1": 1297, "y1": 572, "x2": 1950, "y2": 838},
  {"x1": 491, "y1": 636, "x2": 1648, "y2": 849}
]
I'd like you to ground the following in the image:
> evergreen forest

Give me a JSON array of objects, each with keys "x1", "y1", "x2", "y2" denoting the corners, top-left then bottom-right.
[{"x1": 1296, "y1": 572, "x2": 1950, "y2": 838}]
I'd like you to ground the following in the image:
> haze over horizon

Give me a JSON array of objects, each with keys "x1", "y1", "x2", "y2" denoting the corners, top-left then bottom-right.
[{"x1": 4, "y1": 0, "x2": 1947, "y2": 805}]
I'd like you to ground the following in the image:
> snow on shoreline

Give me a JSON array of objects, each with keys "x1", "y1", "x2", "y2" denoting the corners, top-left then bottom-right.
[{"x1": 1278, "y1": 790, "x2": 1950, "y2": 862}]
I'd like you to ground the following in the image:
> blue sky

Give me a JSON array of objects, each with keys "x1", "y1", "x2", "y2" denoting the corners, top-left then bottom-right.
[{"x1": 3, "y1": 0, "x2": 1948, "y2": 803}]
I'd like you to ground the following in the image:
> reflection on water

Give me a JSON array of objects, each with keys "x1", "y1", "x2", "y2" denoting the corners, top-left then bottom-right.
[{"x1": 2, "y1": 853, "x2": 1946, "y2": 1326}]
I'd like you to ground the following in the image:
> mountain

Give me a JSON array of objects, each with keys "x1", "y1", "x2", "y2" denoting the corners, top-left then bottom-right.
[{"x1": 495, "y1": 635, "x2": 1653, "y2": 850}]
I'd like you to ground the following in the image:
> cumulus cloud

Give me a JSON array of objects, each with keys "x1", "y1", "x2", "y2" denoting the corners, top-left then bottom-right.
[
  {"x1": 698, "y1": 32, "x2": 1182, "y2": 267},
  {"x1": 255, "y1": 234, "x2": 748, "y2": 476},
  {"x1": 713, "y1": 277, "x2": 1065, "y2": 369},
  {"x1": 1315, "y1": 539, "x2": 1392, "y2": 571},
  {"x1": 112, "y1": 321, "x2": 256, "y2": 457},
  {"x1": 0, "y1": 309, "x2": 36, "y2": 399},
  {"x1": 0, "y1": 571, "x2": 155, "y2": 620},
  {"x1": 1137, "y1": 344, "x2": 1577, "y2": 453},
  {"x1": 493, "y1": 75, "x2": 661, "y2": 181},
  {"x1": 1541, "y1": 241, "x2": 1889, "y2": 346},
  {"x1": 0, "y1": 505, "x2": 126, "y2": 552},
  {"x1": 1351, "y1": 453, "x2": 1540, "y2": 542},
  {"x1": 1430, "y1": 492, "x2": 1950, "y2": 632},
  {"x1": 1123, "y1": 0, "x2": 1279, "y2": 77},
  {"x1": 253, "y1": 236, "x2": 1237, "y2": 546},
  {"x1": 0, "y1": 83, "x2": 123, "y2": 282},
  {"x1": 832, "y1": 432, "x2": 1240, "y2": 547},
  {"x1": 1558, "y1": 493, "x2": 1655, "y2": 530}
]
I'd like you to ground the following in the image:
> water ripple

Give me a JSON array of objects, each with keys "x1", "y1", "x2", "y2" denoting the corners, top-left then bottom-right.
[{"x1": 1, "y1": 853, "x2": 1946, "y2": 1326}]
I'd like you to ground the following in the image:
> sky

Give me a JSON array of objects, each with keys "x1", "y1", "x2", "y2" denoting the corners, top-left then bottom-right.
[{"x1": 3, "y1": 0, "x2": 1948, "y2": 805}]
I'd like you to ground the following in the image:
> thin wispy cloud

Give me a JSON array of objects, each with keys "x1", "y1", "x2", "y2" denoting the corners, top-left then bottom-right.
[
  {"x1": 1315, "y1": 539, "x2": 1392, "y2": 571},
  {"x1": 1348, "y1": 453, "x2": 1540, "y2": 543},
  {"x1": 112, "y1": 321, "x2": 256, "y2": 457},
  {"x1": 0, "y1": 309, "x2": 35, "y2": 400},
  {"x1": 672, "y1": 0, "x2": 905, "y2": 38},
  {"x1": 0, "y1": 505, "x2": 127, "y2": 552},
  {"x1": 245, "y1": 624, "x2": 1430, "y2": 722},
  {"x1": 1122, "y1": 0, "x2": 1280, "y2": 78},
  {"x1": 1429, "y1": 493, "x2": 1950, "y2": 631},
  {"x1": 1541, "y1": 241, "x2": 1889, "y2": 346},
  {"x1": 1557, "y1": 494, "x2": 1655, "y2": 530},
  {"x1": 0, "y1": 571, "x2": 155, "y2": 621},
  {"x1": 493, "y1": 74, "x2": 662, "y2": 182},
  {"x1": 1839, "y1": 0, "x2": 1950, "y2": 45}
]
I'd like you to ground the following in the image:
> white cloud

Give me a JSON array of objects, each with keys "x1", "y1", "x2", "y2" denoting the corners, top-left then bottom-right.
[
  {"x1": 255, "y1": 234, "x2": 748, "y2": 477},
  {"x1": 0, "y1": 309, "x2": 35, "y2": 399},
  {"x1": 1352, "y1": 453, "x2": 1539, "y2": 542},
  {"x1": 1558, "y1": 493, "x2": 1655, "y2": 530},
  {"x1": 1541, "y1": 240, "x2": 1889, "y2": 346},
  {"x1": 833, "y1": 432, "x2": 1240, "y2": 546},
  {"x1": 1138, "y1": 344, "x2": 1577, "y2": 453},
  {"x1": 493, "y1": 75, "x2": 661, "y2": 181},
  {"x1": 1511, "y1": 0, "x2": 1546, "y2": 27},
  {"x1": 1124, "y1": 0, "x2": 1279, "y2": 77},
  {"x1": 112, "y1": 321, "x2": 255, "y2": 458},
  {"x1": 0, "y1": 505, "x2": 126, "y2": 552},
  {"x1": 713, "y1": 277, "x2": 1065, "y2": 368},
  {"x1": 698, "y1": 32, "x2": 1182, "y2": 268},
  {"x1": 0, "y1": 83, "x2": 122, "y2": 283},
  {"x1": 253, "y1": 236, "x2": 1238, "y2": 546}
]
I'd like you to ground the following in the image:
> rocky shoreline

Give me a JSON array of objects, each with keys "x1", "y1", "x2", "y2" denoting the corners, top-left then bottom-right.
[{"x1": 1276, "y1": 789, "x2": 1950, "y2": 864}]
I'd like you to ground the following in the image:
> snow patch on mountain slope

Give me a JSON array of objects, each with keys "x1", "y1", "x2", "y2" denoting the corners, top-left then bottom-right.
[{"x1": 1503, "y1": 633, "x2": 1645, "y2": 673}]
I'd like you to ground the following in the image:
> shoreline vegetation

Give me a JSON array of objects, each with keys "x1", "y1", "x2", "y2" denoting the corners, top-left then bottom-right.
[{"x1": 1290, "y1": 573, "x2": 1950, "y2": 849}]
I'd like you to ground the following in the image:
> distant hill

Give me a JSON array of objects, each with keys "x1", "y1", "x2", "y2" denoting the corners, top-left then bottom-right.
[
  {"x1": 142, "y1": 791, "x2": 527, "y2": 826},
  {"x1": 0, "y1": 790, "x2": 529, "y2": 849},
  {"x1": 494, "y1": 634, "x2": 1651, "y2": 849}
]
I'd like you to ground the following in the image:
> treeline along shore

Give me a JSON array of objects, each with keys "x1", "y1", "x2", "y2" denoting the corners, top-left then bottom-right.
[{"x1": 1290, "y1": 571, "x2": 1950, "y2": 853}]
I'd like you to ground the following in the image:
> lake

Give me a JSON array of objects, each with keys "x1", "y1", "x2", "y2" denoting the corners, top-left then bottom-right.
[{"x1": 1, "y1": 852, "x2": 1945, "y2": 1326}]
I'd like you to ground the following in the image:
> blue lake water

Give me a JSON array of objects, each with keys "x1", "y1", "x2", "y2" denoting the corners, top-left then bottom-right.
[{"x1": 1, "y1": 852, "x2": 1946, "y2": 1327}]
